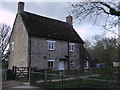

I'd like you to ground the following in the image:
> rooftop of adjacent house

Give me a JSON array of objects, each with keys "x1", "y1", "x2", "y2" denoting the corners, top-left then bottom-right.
[{"x1": 19, "y1": 11, "x2": 84, "y2": 43}]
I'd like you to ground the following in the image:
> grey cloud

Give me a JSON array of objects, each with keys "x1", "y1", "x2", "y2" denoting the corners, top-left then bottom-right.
[
  {"x1": 25, "y1": 2, "x2": 69, "y2": 22},
  {"x1": 1, "y1": 2, "x2": 17, "y2": 13},
  {"x1": 1, "y1": 2, "x2": 109, "y2": 41}
]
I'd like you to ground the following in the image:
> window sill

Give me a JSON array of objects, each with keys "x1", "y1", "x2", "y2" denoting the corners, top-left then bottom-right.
[
  {"x1": 69, "y1": 51, "x2": 74, "y2": 53},
  {"x1": 48, "y1": 49, "x2": 55, "y2": 51},
  {"x1": 48, "y1": 67, "x2": 54, "y2": 69}
]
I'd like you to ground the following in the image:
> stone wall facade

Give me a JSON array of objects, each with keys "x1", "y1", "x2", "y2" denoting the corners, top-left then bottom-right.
[
  {"x1": 8, "y1": 14, "x2": 29, "y2": 69},
  {"x1": 8, "y1": 14, "x2": 81, "y2": 70},
  {"x1": 30, "y1": 36, "x2": 81, "y2": 70}
]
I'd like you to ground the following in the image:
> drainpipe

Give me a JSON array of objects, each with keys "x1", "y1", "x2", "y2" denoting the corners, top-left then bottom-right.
[
  {"x1": 28, "y1": 36, "x2": 31, "y2": 68},
  {"x1": 67, "y1": 42, "x2": 70, "y2": 70},
  {"x1": 28, "y1": 36, "x2": 31, "y2": 81}
]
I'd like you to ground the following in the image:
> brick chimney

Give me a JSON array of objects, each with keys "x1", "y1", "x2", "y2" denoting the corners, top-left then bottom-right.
[
  {"x1": 18, "y1": 2, "x2": 24, "y2": 13},
  {"x1": 66, "y1": 15, "x2": 73, "y2": 26}
]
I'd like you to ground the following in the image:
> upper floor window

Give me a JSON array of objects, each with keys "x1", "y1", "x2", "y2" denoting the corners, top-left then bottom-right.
[
  {"x1": 69, "y1": 43, "x2": 75, "y2": 52},
  {"x1": 47, "y1": 40, "x2": 56, "y2": 50},
  {"x1": 11, "y1": 42, "x2": 14, "y2": 50}
]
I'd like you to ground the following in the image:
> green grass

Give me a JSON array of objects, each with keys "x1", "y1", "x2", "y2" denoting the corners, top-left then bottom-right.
[
  {"x1": 34, "y1": 67, "x2": 120, "y2": 89},
  {"x1": 38, "y1": 79, "x2": 119, "y2": 89},
  {"x1": 91, "y1": 73, "x2": 120, "y2": 81}
]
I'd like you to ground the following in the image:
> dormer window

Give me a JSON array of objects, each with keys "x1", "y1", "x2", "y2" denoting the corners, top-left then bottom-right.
[
  {"x1": 47, "y1": 40, "x2": 56, "y2": 50},
  {"x1": 69, "y1": 43, "x2": 75, "y2": 52}
]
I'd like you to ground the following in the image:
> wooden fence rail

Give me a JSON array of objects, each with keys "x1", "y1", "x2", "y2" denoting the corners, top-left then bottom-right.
[{"x1": 30, "y1": 70, "x2": 120, "y2": 88}]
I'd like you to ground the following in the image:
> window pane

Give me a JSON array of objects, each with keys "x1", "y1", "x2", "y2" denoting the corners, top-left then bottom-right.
[
  {"x1": 72, "y1": 45, "x2": 73, "y2": 50},
  {"x1": 51, "y1": 43, "x2": 53, "y2": 49},
  {"x1": 48, "y1": 42, "x2": 50, "y2": 49},
  {"x1": 48, "y1": 61, "x2": 51, "y2": 67},
  {"x1": 69, "y1": 45, "x2": 71, "y2": 50},
  {"x1": 48, "y1": 61, "x2": 54, "y2": 68},
  {"x1": 48, "y1": 41, "x2": 55, "y2": 50},
  {"x1": 51, "y1": 61, "x2": 53, "y2": 68}
]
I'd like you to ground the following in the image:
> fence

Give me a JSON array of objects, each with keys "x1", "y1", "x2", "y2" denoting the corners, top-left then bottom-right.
[{"x1": 30, "y1": 67, "x2": 120, "y2": 89}]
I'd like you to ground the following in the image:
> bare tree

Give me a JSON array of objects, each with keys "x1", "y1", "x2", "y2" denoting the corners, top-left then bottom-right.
[
  {"x1": 69, "y1": 1, "x2": 120, "y2": 34},
  {"x1": 0, "y1": 24, "x2": 11, "y2": 61}
]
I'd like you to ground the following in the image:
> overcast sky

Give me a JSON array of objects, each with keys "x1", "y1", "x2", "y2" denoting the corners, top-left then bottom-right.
[{"x1": 0, "y1": 1, "x2": 118, "y2": 42}]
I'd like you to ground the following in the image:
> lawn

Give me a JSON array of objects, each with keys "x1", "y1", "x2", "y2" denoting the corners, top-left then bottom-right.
[
  {"x1": 38, "y1": 79, "x2": 120, "y2": 89},
  {"x1": 91, "y1": 73, "x2": 120, "y2": 81},
  {"x1": 34, "y1": 67, "x2": 120, "y2": 89}
]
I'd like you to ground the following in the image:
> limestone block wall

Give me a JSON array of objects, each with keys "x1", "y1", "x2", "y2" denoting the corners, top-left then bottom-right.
[
  {"x1": 30, "y1": 36, "x2": 81, "y2": 70},
  {"x1": 8, "y1": 14, "x2": 29, "y2": 69}
]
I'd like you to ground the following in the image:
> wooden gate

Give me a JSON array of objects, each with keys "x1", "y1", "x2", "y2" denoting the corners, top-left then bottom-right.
[{"x1": 12, "y1": 66, "x2": 35, "y2": 80}]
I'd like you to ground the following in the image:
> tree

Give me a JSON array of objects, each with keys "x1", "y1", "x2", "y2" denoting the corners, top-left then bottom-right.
[
  {"x1": 84, "y1": 40, "x2": 92, "y2": 50},
  {"x1": 0, "y1": 24, "x2": 11, "y2": 61},
  {"x1": 85, "y1": 35, "x2": 118, "y2": 64},
  {"x1": 69, "y1": 1, "x2": 120, "y2": 33}
]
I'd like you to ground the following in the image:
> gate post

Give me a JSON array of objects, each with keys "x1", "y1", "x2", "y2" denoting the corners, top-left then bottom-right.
[
  {"x1": 27, "y1": 67, "x2": 29, "y2": 80},
  {"x1": 14, "y1": 66, "x2": 17, "y2": 78},
  {"x1": 12, "y1": 66, "x2": 14, "y2": 73}
]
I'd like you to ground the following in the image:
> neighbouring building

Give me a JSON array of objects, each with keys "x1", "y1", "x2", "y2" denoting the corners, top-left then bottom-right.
[{"x1": 8, "y1": 2, "x2": 91, "y2": 70}]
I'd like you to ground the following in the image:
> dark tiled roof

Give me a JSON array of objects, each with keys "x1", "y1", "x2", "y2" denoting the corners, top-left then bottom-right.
[
  {"x1": 20, "y1": 11, "x2": 84, "y2": 43},
  {"x1": 80, "y1": 45, "x2": 92, "y2": 60}
]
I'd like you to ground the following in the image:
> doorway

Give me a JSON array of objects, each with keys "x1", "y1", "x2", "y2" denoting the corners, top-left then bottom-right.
[{"x1": 58, "y1": 61, "x2": 64, "y2": 70}]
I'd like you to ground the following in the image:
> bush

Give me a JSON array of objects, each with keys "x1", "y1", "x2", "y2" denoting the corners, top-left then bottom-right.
[
  {"x1": 6, "y1": 69, "x2": 15, "y2": 80},
  {"x1": 2, "y1": 61, "x2": 8, "y2": 69}
]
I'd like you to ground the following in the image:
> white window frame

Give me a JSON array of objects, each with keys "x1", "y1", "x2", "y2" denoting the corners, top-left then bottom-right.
[
  {"x1": 69, "y1": 43, "x2": 75, "y2": 52},
  {"x1": 84, "y1": 61, "x2": 89, "y2": 69},
  {"x1": 48, "y1": 60, "x2": 55, "y2": 68},
  {"x1": 11, "y1": 42, "x2": 14, "y2": 50},
  {"x1": 70, "y1": 61, "x2": 75, "y2": 67},
  {"x1": 47, "y1": 40, "x2": 56, "y2": 50}
]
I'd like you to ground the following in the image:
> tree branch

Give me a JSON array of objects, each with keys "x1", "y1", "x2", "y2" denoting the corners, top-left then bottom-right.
[{"x1": 100, "y1": 2, "x2": 120, "y2": 16}]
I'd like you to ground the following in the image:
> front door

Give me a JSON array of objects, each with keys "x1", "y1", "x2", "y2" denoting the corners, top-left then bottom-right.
[{"x1": 58, "y1": 61, "x2": 64, "y2": 70}]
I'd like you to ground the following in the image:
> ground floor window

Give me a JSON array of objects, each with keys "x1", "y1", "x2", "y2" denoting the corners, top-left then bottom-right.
[
  {"x1": 48, "y1": 60, "x2": 55, "y2": 68},
  {"x1": 84, "y1": 61, "x2": 89, "y2": 69},
  {"x1": 70, "y1": 61, "x2": 75, "y2": 68}
]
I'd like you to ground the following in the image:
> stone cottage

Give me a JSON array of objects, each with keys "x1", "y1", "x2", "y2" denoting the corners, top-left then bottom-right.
[{"x1": 8, "y1": 2, "x2": 90, "y2": 70}]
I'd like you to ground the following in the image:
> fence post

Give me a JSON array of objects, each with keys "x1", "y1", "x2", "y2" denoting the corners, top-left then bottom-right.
[
  {"x1": 60, "y1": 70, "x2": 64, "y2": 89},
  {"x1": 89, "y1": 68, "x2": 92, "y2": 77},
  {"x1": 14, "y1": 66, "x2": 17, "y2": 78},
  {"x1": 44, "y1": 70, "x2": 47, "y2": 85},
  {"x1": 50, "y1": 69, "x2": 52, "y2": 82},
  {"x1": 27, "y1": 67, "x2": 29, "y2": 80},
  {"x1": 30, "y1": 72, "x2": 36, "y2": 85},
  {"x1": 12, "y1": 66, "x2": 14, "y2": 73}
]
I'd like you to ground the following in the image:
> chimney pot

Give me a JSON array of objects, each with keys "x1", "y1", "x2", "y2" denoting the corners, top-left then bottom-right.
[
  {"x1": 18, "y1": 2, "x2": 24, "y2": 13},
  {"x1": 66, "y1": 15, "x2": 73, "y2": 26}
]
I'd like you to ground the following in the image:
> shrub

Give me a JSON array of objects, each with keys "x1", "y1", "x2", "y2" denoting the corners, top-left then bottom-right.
[{"x1": 6, "y1": 69, "x2": 15, "y2": 80}]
